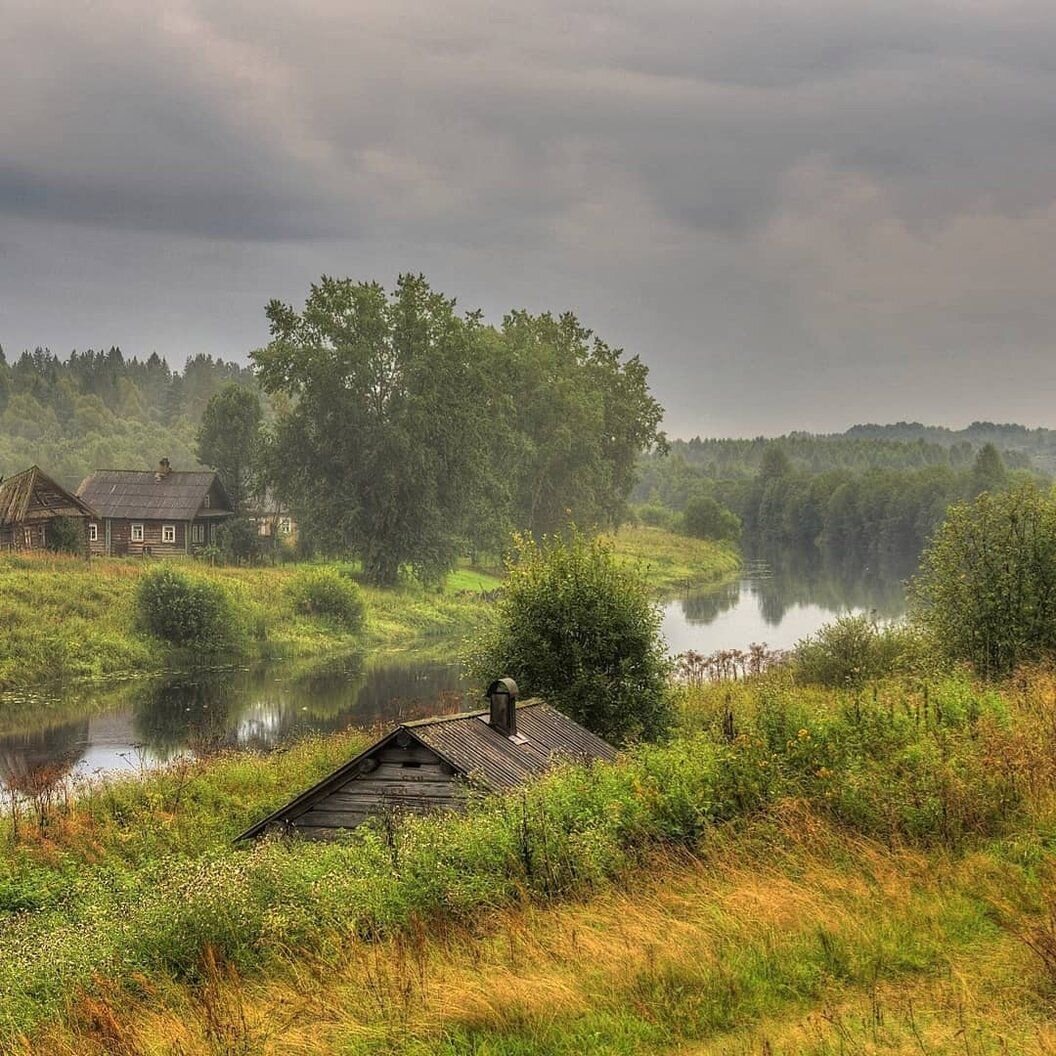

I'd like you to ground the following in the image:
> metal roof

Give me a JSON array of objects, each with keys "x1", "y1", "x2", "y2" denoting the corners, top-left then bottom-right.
[
  {"x1": 407, "y1": 702, "x2": 618, "y2": 790},
  {"x1": 0, "y1": 466, "x2": 97, "y2": 526},
  {"x1": 76, "y1": 469, "x2": 233, "y2": 521},
  {"x1": 236, "y1": 700, "x2": 617, "y2": 840}
]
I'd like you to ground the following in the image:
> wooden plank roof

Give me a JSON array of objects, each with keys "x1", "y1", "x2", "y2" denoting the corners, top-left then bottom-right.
[
  {"x1": 0, "y1": 466, "x2": 97, "y2": 527},
  {"x1": 236, "y1": 701, "x2": 617, "y2": 840},
  {"x1": 76, "y1": 469, "x2": 233, "y2": 521}
]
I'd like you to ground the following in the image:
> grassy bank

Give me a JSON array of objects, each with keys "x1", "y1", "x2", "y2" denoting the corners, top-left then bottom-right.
[
  {"x1": 0, "y1": 528, "x2": 730, "y2": 693},
  {"x1": 0, "y1": 553, "x2": 497, "y2": 692},
  {"x1": 605, "y1": 524, "x2": 741, "y2": 592},
  {"x1": 5, "y1": 665, "x2": 1056, "y2": 1050}
]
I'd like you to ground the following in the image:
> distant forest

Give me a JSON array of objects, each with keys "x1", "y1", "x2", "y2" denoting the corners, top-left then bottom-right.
[
  {"x1": 634, "y1": 426, "x2": 1052, "y2": 573},
  {"x1": 0, "y1": 346, "x2": 256, "y2": 489}
]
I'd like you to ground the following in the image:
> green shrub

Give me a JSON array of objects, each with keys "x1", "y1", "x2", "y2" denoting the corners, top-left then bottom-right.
[
  {"x1": 465, "y1": 532, "x2": 672, "y2": 744},
  {"x1": 44, "y1": 516, "x2": 84, "y2": 555},
  {"x1": 634, "y1": 503, "x2": 674, "y2": 530},
  {"x1": 794, "y1": 614, "x2": 924, "y2": 688},
  {"x1": 286, "y1": 568, "x2": 366, "y2": 631},
  {"x1": 679, "y1": 494, "x2": 741, "y2": 542},
  {"x1": 136, "y1": 566, "x2": 240, "y2": 651},
  {"x1": 911, "y1": 485, "x2": 1056, "y2": 676}
]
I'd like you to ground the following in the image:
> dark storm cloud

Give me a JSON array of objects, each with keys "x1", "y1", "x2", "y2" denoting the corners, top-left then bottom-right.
[{"x1": 2, "y1": 0, "x2": 1056, "y2": 435}]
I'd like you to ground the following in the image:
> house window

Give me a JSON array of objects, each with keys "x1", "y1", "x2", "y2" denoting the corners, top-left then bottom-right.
[
  {"x1": 279, "y1": 517, "x2": 292, "y2": 535},
  {"x1": 131, "y1": 523, "x2": 144, "y2": 543},
  {"x1": 191, "y1": 523, "x2": 206, "y2": 544},
  {"x1": 89, "y1": 523, "x2": 98, "y2": 542},
  {"x1": 23, "y1": 527, "x2": 33, "y2": 547},
  {"x1": 162, "y1": 525, "x2": 176, "y2": 544},
  {"x1": 203, "y1": 495, "x2": 211, "y2": 509}
]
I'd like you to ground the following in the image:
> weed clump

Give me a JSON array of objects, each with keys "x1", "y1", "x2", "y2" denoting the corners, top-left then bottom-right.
[
  {"x1": 286, "y1": 568, "x2": 366, "y2": 631},
  {"x1": 136, "y1": 566, "x2": 241, "y2": 651}
]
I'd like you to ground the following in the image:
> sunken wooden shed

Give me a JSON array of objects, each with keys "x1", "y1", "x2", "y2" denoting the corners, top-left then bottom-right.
[
  {"x1": 0, "y1": 466, "x2": 98, "y2": 553},
  {"x1": 237, "y1": 679, "x2": 617, "y2": 840}
]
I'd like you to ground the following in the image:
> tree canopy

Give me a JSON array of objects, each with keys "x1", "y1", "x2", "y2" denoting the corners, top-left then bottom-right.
[{"x1": 253, "y1": 274, "x2": 665, "y2": 584}]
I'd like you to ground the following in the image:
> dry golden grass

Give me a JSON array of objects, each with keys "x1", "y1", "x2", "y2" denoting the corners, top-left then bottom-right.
[{"x1": 21, "y1": 805, "x2": 1056, "y2": 1056}]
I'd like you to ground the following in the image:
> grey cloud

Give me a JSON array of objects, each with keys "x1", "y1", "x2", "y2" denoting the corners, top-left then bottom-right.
[{"x1": 2, "y1": 0, "x2": 1056, "y2": 436}]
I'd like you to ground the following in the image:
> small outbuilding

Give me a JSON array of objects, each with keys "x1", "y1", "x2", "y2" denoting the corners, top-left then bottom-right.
[
  {"x1": 0, "y1": 466, "x2": 98, "y2": 554},
  {"x1": 237, "y1": 680, "x2": 617, "y2": 840}
]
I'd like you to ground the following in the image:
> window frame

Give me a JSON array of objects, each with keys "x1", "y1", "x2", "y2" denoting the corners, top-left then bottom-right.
[
  {"x1": 191, "y1": 523, "x2": 207, "y2": 545},
  {"x1": 88, "y1": 523, "x2": 98, "y2": 543},
  {"x1": 162, "y1": 524, "x2": 176, "y2": 544},
  {"x1": 279, "y1": 517, "x2": 292, "y2": 535},
  {"x1": 130, "y1": 523, "x2": 144, "y2": 543}
]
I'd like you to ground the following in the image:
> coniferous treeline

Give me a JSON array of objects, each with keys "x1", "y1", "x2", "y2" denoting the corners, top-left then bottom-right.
[{"x1": 0, "y1": 346, "x2": 256, "y2": 488}]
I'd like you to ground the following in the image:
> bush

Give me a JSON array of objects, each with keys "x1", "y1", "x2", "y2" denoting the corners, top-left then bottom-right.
[
  {"x1": 911, "y1": 485, "x2": 1056, "y2": 676},
  {"x1": 465, "y1": 532, "x2": 672, "y2": 744},
  {"x1": 634, "y1": 503, "x2": 675, "y2": 530},
  {"x1": 136, "y1": 566, "x2": 240, "y2": 651},
  {"x1": 680, "y1": 494, "x2": 741, "y2": 542},
  {"x1": 45, "y1": 516, "x2": 84, "y2": 555},
  {"x1": 286, "y1": 568, "x2": 366, "y2": 631},
  {"x1": 794, "y1": 614, "x2": 923, "y2": 688}
]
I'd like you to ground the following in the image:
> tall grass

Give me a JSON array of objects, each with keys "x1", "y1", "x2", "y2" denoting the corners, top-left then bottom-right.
[{"x1": 4, "y1": 666, "x2": 1056, "y2": 1046}]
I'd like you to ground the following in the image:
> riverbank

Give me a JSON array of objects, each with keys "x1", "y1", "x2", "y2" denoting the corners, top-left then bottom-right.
[
  {"x1": 0, "y1": 553, "x2": 498, "y2": 692},
  {"x1": 604, "y1": 524, "x2": 741, "y2": 592},
  {"x1": 6, "y1": 665, "x2": 1055, "y2": 1049},
  {"x1": 0, "y1": 528, "x2": 737, "y2": 693}
]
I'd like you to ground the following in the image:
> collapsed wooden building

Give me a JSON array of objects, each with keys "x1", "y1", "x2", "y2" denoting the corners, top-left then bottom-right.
[
  {"x1": 237, "y1": 679, "x2": 616, "y2": 840},
  {"x1": 76, "y1": 459, "x2": 234, "y2": 557},
  {"x1": 0, "y1": 466, "x2": 98, "y2": 554}
]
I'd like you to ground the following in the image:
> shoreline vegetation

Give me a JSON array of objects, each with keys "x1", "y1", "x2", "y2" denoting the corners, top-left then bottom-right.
[
  {"x1": 0, "y1": 528, "x2": 740, "y2": 695},
  {"x1": 5, "y1": 665, "x2": 1056, "y2": 1051}
]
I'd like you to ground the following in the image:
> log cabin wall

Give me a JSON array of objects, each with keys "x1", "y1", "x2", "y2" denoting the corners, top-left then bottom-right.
[{"x1": 289, "y1": 740, "x2": 465, "y2": 838}]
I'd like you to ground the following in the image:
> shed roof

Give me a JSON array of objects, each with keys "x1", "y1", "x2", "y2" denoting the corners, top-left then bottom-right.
[
  {"x1": 76, "y1": 469, "x2": 232, "y2": 521},
  {"x1": 237, "y1": 700, "x2": 617, "y2": 840},
  {"x1": 0, "y1": 466, "x2": 97, "y2": 526}
]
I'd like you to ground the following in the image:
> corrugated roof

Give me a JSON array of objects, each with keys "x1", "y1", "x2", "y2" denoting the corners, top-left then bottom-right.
[
  {"x1": 76, "y1": 469, "x2": 232, "y2": 521},
  {"x1": 0, "y1": 466, "x2": 97, "y2": 526},
  {"x1": 408, "y1": 702, "x2": 618, "y2": 790},
  {"x1": 236, "y1": 700, "x2": 617, "y2": 840}
]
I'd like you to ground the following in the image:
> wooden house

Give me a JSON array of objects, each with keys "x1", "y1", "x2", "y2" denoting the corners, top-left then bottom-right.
[
  {"x1": 237, "y1": 679, "x2": 616, "y2": 840},
  {"x1": 0, "y1": 466, "x2": 98, "y2": 554},
  {"x1": 76, "y1": 459, "x2": 234, "y2": 557}
]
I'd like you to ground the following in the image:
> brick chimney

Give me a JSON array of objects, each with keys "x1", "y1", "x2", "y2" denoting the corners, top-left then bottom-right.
[{"x1": 155, "y1": 458, "x2": 171, "y2": 483}]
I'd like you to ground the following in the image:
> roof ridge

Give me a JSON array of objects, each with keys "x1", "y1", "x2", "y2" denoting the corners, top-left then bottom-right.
[{"x1": 401, "y1": 699, "x2": 542, "y2": 729}]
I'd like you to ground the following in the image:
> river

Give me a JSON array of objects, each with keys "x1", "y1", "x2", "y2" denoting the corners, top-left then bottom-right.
[{"x1": 0, "y1": 553, "x2": 910, "y2": 790}]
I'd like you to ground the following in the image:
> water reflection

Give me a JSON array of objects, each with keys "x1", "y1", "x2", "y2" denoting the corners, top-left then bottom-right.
[
  {"x1": 0, "y1": 655, "x2": 472, "y2": 787},
  {"x1": 0, "y1": 718, "x2": 90, "y2": 795},
  {"x1": 662, "y1": 550, "x2": 910, "y2": 656}
]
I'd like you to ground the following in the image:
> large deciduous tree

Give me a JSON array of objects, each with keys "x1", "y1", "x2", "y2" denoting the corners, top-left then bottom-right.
[
  {"x1": 195, "y1": 383, "x2": 263, "y2": 512},
  {"x1": 253, "y1": 275, "x2": 492, "y2": 585}
]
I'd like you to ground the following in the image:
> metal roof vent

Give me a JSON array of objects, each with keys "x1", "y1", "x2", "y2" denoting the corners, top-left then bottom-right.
[{"x1": 486, "y1": 677, "x2": 525, "y2": 741}]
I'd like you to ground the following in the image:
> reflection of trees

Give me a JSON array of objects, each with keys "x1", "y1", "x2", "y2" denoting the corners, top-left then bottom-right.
[
  {"x1": 132, "y1": 669, "x2": 240, "y2": 756},
  {"x1": 676, "y1": 546, "x2": 910, "y2": 629},
  {"x1": 679, "y1": 580, "x2": 742, "y2": 623},
  {"x1": 130, "y1": 653, "x2": 470, "y2": 756},
  {"x1": 746, "y1": 547, "x2": 911, "y2": 623},
  {"x1": 0, "y1": 718, "x2": 89, "y2": 794}
]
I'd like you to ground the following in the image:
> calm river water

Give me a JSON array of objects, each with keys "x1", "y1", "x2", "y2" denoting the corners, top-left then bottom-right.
[{"x1": 0, "y1": 553, "x2": 910, "y2": 789}]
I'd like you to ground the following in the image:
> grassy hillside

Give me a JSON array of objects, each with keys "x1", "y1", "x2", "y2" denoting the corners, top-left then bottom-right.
[{"x1": 6, "y1": 665, "x2": 1056, "y2": 1052}]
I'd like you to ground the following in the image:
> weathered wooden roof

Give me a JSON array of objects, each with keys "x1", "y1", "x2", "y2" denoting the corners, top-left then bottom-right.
[
  {"x1": 0, "y1": 466, "x2": 97, "y2": 526},
  {"x1": 76, "y1": 469, "x2": 233, "y2": 521},
  {"x1": 236, "y1": 701, "x2": 617, "y2": 840}
]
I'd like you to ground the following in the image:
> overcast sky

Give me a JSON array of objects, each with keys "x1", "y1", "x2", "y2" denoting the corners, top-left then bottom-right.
[{"x1": 2, "y1": 1, "x2": 1055, "y2": 438}]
